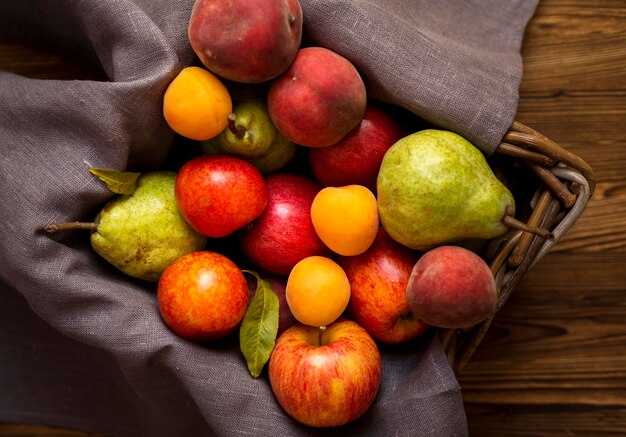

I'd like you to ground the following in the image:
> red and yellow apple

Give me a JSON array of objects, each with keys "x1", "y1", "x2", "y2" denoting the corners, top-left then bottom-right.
[
  {"x1": 268, "y1": 318, "x2": 381, "y2": 427},
  {"x1": 157, "y1": 251, "x2": 249, "y2": 341},
  {"x1": 338, "y1": 228, "x2": 429, "y2": 344}
]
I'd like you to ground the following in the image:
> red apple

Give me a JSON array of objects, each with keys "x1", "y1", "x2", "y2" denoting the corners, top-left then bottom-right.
[
  {"x1": 338, "y1": 228, "x2": 429, "y2": 344},
  {"x1": 239, "y1": 173, "x2": 329, "y2": 275},
  {"x1": 406, "y1": 245, "x2": 497, "y2": 329},
  {"x1": 308, "y1": 101, "x2": 409, "y2": 192},
  {"x1": 246, "y1": 274, "x2": 296, "y2": 335},
  {"x1": 268, "y1": 318, "x2": 381, "y2": 427},
  {"x1": 175, "y1": 154, "x2": 268, "y2": 238},
  {"x1": 157, "y1": 251, "x2": 249, "y2": 341}
]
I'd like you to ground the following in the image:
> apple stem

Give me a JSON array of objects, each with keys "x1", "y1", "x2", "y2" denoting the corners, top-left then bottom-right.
[
  {"x1": 502, "y1": 215, "x2": 553, "y2": 239},
  {"x1": 44, "y1": 222, "x2": 98, "y2": 233},
  {"x1": 227, "y1": 113, "x2": 246, "y2": 139},
  {"x1": 318, "y1": 325, "x2": 326, "y2": 346}
]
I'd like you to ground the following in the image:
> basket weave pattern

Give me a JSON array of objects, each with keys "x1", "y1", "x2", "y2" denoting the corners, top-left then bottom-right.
[{"x1": 444, "y1": 121, "x2": 596, "y2": 373}]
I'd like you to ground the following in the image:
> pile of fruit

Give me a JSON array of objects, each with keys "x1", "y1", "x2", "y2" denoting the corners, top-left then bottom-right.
[{"x1": 45, "y1": 0, "x2": 550, "y2": 429}]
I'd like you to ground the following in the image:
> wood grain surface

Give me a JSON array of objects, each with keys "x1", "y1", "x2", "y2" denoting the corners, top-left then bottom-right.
[
  {"x1": 1, "y1": 1, "x2": 624, "y2": 436},
  {"x1": 460, "y1": 1, "x2": 626, "y2": 436}
]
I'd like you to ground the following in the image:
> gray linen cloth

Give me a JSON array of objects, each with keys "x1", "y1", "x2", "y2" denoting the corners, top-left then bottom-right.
[{"x1": 0, "y1": 0, "x2": 538, "y2": 435}]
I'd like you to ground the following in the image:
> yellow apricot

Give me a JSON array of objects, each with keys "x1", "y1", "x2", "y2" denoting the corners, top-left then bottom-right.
[
  {"x1": 286, "y1": 256, "x2": 351, "y2": 327},
  {"x1": 163, "y1": 66, "x2": 232, "y2": 141},
  {"x1": 310, "y1": 185, "x2": 379, "y2": 256}
]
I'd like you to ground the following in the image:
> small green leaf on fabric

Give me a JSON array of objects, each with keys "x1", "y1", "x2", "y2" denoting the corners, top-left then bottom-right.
[
  {"x1": 89, "y1": 168, "x2": 141, "y2": 195},
  {"x1": 240, "y1": 270, "x2": 280, "y2": 378}
]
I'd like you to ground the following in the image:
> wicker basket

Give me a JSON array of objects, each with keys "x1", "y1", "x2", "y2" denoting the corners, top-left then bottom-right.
[{"x1": 443, "y1": 121, "x2": 596, "y2": 374}]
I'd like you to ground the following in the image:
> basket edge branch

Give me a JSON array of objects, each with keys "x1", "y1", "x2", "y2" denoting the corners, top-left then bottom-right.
[{"x1": 445, "y1": 121, "x2": 595, "y2": 374}]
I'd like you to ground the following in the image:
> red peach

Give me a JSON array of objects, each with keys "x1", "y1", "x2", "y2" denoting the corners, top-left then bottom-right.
[
  {"x1": 406, "y1": 246, "x2": 497, "y2": 329},
  {"x1": 188, "y1": 0, "x2": 302, "y2": 83},
  {"x1": 268, "y1": 47, "x2": 367, "y2": 148}
]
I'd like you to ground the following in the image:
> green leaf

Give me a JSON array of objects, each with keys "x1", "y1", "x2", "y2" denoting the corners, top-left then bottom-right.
[
  {"x1": 89, "y1": 168, "x2": 141, "y2": 195},
  {"x1": 239, "y1": 271, "x2": 280, "y2": 378}
]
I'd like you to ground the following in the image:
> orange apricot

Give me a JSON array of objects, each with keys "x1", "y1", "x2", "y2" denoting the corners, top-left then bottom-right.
[
  {"x1": 286, "y1": 256, "x2": 351, "y2": 327},
  {"x1": 310, "y1": 185, "x2": 379, "y2": 256},
  {"x1": 163, "y1": 66, "x2": 232, "y2": 141}
]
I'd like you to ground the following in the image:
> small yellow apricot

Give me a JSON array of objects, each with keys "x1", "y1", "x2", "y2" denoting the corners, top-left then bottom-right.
[
  {"x1": 286, "y1": 256, "x2": 351, "y2": 327},
  {"x1": 310, "y1": 185, "x2": 379, "y2": 256},
  {"x1": 163, "y1": 66, "x2": 232, "y2": 141}
]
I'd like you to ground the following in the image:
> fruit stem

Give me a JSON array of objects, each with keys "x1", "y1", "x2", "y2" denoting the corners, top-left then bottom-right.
[
  {"x1": 502, "y1": 215, "x2": 553, "y2": 239},
  {"x1": 318, "y1": 325, "x2": 326, "y2": 346},
  {"x1": 44, "y1": 222, "x2": 98, "y2": 233},
  {"x1": 227, "y1": 113, "x2": 246, "y2": 139}
]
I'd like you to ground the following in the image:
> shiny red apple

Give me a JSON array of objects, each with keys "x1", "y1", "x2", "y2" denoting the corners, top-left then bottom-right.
[
  {"x1": 239, "y1": 173, "x2": 329, "y2": 276},
  {"x1": 308, "y1": 101, "x2": 409, "y2": 192},
  {"x1": 338, "y1": 228, "x2": 429, "y2": 344},
  {"x1": 268, "y1": 318, "x2": 382, "y2": 427},
  {"x1": 157, "y1": 251, "x2": 249, "y2": 341},
  {"x1": 175, "y1": 154, "x2": 268, "y2": 238}
]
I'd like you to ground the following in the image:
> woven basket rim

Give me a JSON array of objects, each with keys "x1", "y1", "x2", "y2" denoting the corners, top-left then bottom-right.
[{"x1": 445, "y1": 120, "x2": 595, "y2": 374}]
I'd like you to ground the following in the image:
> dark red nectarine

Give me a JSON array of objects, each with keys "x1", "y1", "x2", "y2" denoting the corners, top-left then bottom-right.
[
  {"x1": 188, "y1": 0, "x2": 302, "y2": 83},
  {"x1": 268, "y1": 47, "x2": 367, "y2": 148},
  {"x1": 406, "y1": 246, "x2": 497, "y2": 329}
]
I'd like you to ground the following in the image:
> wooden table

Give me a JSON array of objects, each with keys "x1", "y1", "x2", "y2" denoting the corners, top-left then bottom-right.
[
  {"x1": 1, "y1": 1, "x2": 624, "y2": 435},
  {"x1": 460, "y1": 1, "x2": 626, "y2": 435}
]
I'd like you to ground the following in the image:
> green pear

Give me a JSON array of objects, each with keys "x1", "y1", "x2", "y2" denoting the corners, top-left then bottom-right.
[
  {"x1": 46, "y1": 171, "x2": 207, "y2": 281},
  {"x1": 248, "y1": 132, "x2": 298, "y2": 174},
  {"x1": 200, "y1": 97, "x2": 298, "y2": 174},
  {"x1": 91, "y1": 171, "x2": 206, "y2": 281},
  {"x1": 376, "y1": 129, "x2": 516, "y2": 250},
  {"x1": 211, "y1": 98, "x2": 277, "y2": 158}
]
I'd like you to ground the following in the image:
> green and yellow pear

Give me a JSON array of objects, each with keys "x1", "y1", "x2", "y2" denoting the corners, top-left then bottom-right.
[
  {"x1": 377, "y1": 129, "x2": 548, "y2": 250},
  {"x1": 201, "y1": 98, "x2": 297, "y2": 174},
  {"x1": 210, "y1": 98, "x2": 278, "y2": 158},
  {"x1": 248, "y1": 132, "x2": 298, "y2": 174},
  {"x1": 46, "y1": 171, "x2": 207, "y2": 281}
]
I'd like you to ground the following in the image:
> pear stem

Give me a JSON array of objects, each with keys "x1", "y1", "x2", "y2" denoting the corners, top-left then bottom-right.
[
  {"x1": 227, "y1": 113, "x2": 246, "y2": 139},
  {"x1": 502, "y1": 215, "x2": 553, "y2": 239},
  {"x1": 44, "y1": 222, "x2": 98, "y2": 233},
  {"x1": 318, "y1": 325, "x2": 326, "y2": 346}
]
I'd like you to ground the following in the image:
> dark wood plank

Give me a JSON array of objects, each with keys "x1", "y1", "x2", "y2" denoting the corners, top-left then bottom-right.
[
  {"x1": 0, "y1": 43, "x2": 97, "y2": 81},
  {"x1": 0, "y1": 422, "x2": 99, "y2": 436},
  {"x1": 459, "y1": 1, "x2": 626, "y2": 435},
  {"x1": 461, "y1": 252, "x2": 626, "y2": 436},
  {"x1": 465, "y1": 404, "x2": 626, "y2": 437}
]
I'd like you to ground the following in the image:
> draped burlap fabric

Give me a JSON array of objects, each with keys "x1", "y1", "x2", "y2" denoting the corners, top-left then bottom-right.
[{"x1": 0, "y1": 1, "x2": 537, "y2": 435}]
